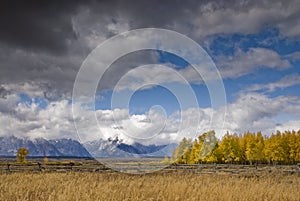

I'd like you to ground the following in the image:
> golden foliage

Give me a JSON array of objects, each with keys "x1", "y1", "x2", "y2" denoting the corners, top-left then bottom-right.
[
  {"x1": 173, "y1": 130, "x2": 300, "y2": 165},
  {"x1": 43, "y1": 157, "x2": 49, "y2": 163},
  {"x1": 16, "y1": 147, "x2": 30, "y2": 163}
]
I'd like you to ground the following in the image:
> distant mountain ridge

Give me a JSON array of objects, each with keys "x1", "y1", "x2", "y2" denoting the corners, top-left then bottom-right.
[
  {"x1": 0, "y1": 136, "x2": 177, "y2": 158},
  {"x1": 84, "y1": 137, "x2": 177, "y2": 158},
  {"x1": 0, "y1": 136, "x2": 91, "y2": 157}
]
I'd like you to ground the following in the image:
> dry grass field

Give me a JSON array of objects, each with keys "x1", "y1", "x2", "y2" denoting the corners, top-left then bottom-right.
[{"x1": 0, "y1": 171, "x2": 299, "y2": 201}]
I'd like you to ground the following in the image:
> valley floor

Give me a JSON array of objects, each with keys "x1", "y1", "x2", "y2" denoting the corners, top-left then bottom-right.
[{"x1": 0, "y1": 171, "x2": 299, "y2": 201}]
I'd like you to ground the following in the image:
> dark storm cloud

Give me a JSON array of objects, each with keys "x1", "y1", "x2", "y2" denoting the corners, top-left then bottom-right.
[
  {"x1": 0, "y1": 0, "x2": 190, "y2": 54},
  {"x1": 0, "y1": 86, "x2": 10, "y2": 98},
  {"x1": 1, "y1": 0, "x2": 300, "y2": 54},
  {"x1": 0, "y1": 0, "x2": 300, "y2": 100},
  {"x1": 0, "y1": 1, "x2": 85, "y2": 55}
]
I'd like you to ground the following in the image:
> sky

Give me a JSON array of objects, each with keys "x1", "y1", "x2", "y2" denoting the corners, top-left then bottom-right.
[{"x1": 0, "y1": 0, "x2": 300, "y2": 145}]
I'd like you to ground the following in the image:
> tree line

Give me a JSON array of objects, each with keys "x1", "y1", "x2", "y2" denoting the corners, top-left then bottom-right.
[{"x1": 171, "y1": 130, "x2": 300, "y2": 165}]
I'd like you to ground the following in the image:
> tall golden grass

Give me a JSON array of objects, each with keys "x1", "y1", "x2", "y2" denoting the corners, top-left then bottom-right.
[{"x1": 0, "y1": 172, "x2": 299, "y2": 201}]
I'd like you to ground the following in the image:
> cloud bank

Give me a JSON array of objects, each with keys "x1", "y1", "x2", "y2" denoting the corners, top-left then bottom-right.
[{"x1": 1, "y1": 0, "x2": 300, "y2": 144}]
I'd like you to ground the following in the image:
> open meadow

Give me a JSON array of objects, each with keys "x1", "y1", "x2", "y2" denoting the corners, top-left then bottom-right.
[{"x1": 1, "y1": 170, "x2": 299, "y2": 201}]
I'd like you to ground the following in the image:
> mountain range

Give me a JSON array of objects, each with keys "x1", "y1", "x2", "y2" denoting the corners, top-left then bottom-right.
[
  {"x1": 0, "y1": 136, "x2": 177, "y2": 158},
  {"x1": 84, "y1": 137, "x2": 177, "y2": 158}
]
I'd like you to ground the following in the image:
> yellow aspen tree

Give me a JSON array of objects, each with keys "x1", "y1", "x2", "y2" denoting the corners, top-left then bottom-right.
[
  {"x1": 263, "y1": 136, "x2": 273, "y2": 164},
  {"x1": 239, "y1": 133, "x2": 248, "y2": 164},
  {"x1": 16, "y1": 147, "x2": 30, "y2": 163},
  {"x1": 182, "y1": 147, "x2": 191, "y2": 164},
  {"x1": 199, "y1": 131, "x2": 218, "y2": 162},
  {"x1": 219, "y1": 132, "x2": 242, "y2": 164},
  {"x1": 245, "y1": 132, "x2": 256, "y2": 165},
  {"x1": 205, "y1": 142, "x2": 222, "y2": 163},
  {"x1": 174, "y1": 137, "x2": 192, "y2": 164},
  {"x1": 189, "y1": 139, "x2": 200, "y2": 164},
  {"x1": 296, "y1": 130, "x2": 300, "y2": 162},
  {"x1": 287, "y1": 130, "x2": 297, "y2": 164},
  {"x1": 253, "y1": 132, "x2": 265, "y2": 163}
]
